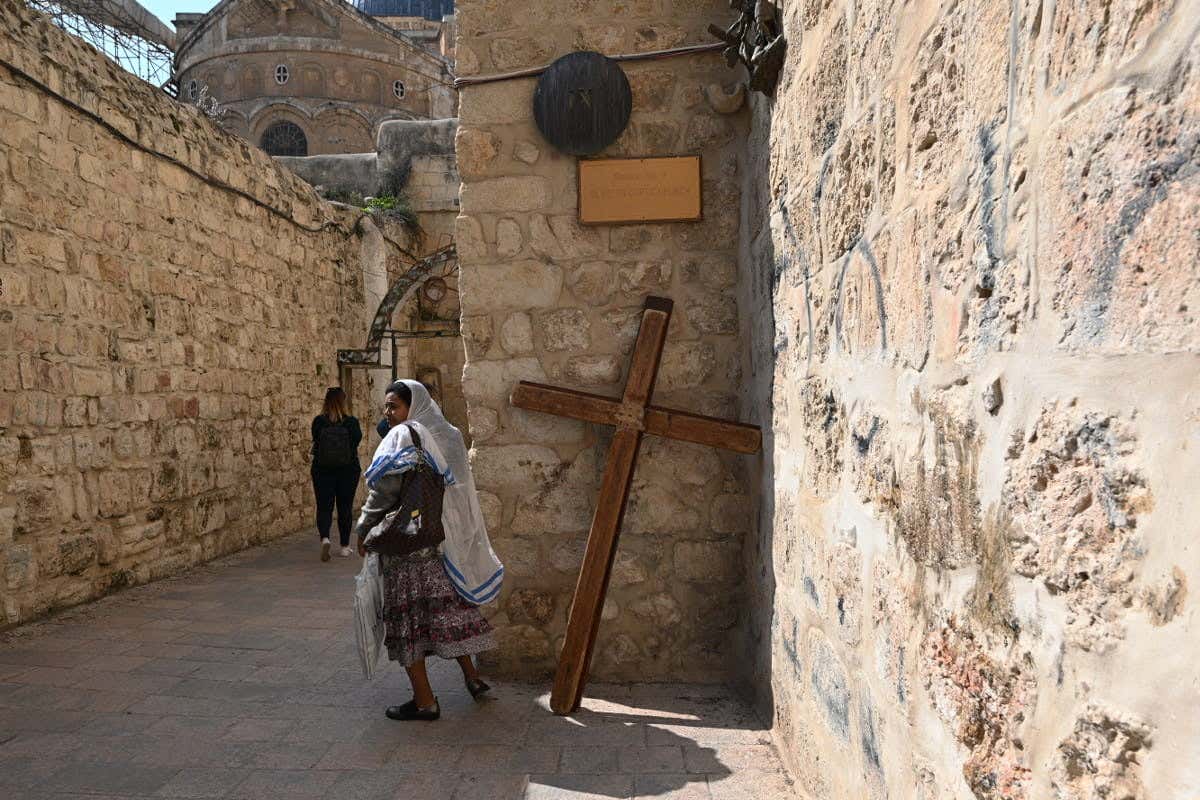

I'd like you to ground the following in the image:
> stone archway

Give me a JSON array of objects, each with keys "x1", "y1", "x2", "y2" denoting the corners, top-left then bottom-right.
[
  {"x1": 339, "y1": 241, "x2": 464, "y2": 430},
  {"x1": 338, "y1": 242, "x2": 458, "y2": 370}
]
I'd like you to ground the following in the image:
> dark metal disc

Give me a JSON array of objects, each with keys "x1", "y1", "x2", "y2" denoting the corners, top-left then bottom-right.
[{"x1": 533, "y1": 51, "x2": 632, "y2": 157}]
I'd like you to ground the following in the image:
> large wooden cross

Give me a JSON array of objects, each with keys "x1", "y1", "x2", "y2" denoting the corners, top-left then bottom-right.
[{"x1": 510, "y1": 296, "x2": 762, "y2": 715}]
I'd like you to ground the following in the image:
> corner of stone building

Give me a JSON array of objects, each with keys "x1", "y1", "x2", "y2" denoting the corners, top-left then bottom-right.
[{"x1": 454, "y1": 0, "x2": 756, "y2": 685}]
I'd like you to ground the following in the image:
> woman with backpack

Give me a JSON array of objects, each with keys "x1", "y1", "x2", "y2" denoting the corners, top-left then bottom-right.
[
  {"x1": 311, "y1": 387, "x2": 363, "y2": 561},
  {"x1": 353, "y1": 380, "x2": 502, "y2": 721}
]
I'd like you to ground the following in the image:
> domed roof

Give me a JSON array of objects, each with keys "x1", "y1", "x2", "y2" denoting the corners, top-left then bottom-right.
[{"x1": 352, "y1": 0, "x2": 453, "y2": 20}]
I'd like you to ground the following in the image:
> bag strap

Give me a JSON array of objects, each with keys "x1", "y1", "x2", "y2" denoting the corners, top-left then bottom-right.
[{"x1": 403, "y1": 422, "x2": 423, "y2": 450}]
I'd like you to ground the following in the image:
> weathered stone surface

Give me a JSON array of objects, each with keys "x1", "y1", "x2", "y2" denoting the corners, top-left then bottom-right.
[
  {"x1": 477, "y1": 490, "x2": 503, "y2": 530},
  {"x1": 536, "y1": 309, "x2": 590, "y2": 352},
  {"x1": 805, "y1": 17, "x2": 848, "y2": 158},
  {"x1": 529, "y1": 215, "x2": 605, "y2": 261},
  {"x1": 673, "y1": 540, "x2": 740, "y2": 583},
  {"x1": 657, "y1": 341, "x2": 717, "y2": 391},
  {"x1": 566, "y1": 261, "x2": 617, "y2": 306},
  {"x1": 514, "y1": 141, "x2": 541, "y2": 164},
  {"x1": 495, "y1": 218, "x2": 524, "y2": 258},
  {"x1": 460, "y1": 177, "x2": 554, "y2": 213},
  {"x1": 685, "y1": 295, "x2": 738, "y2": 335},
  {"x1": 1004, "y1": 405, "x2": 1149, "y2": 652},
  {"x1": 512, "y1": 446, "x2": 599, "y2": 534},
  {"x1": 464, "y1": 360, "x2": 550, "y2": 419},
  {"x1": 460, "y1": 261, "x2": 563, "y2": 311},
  {"x1": 1050, "y1": 704, "x2": 1152, "y2": 800},
  {"x1": 461, "y1": 314, "x2": 495, "y2": 359},
  {"x1": 563, "y1": 354, "x2": 623, "y2": 387},
  {"x1": 629, "y1": 593, "x2": 682, "y2": 627},
  {"x1": 820, "y1": 110, "x2": 875, "y2": 258},
  {"x1": 499, "y1": 312, "x2": 534, "y2": 354},
  {"x1": 1039, "y1": 86, "x2": 1200, "y2": 353},
  {"x1": 471, "y1": 444, "x2": 563, "y2": 494},
  {"x1": 736, "y1": 0, "x2": 1200, "y2": 793},
  {"x1": 455, "y1": 128, "x2": 501, "y2": 179}
]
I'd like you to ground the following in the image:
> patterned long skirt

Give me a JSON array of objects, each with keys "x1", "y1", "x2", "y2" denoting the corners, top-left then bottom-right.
[{"x1": 380, "y1": 548, "x2": 495, "y2": 667}]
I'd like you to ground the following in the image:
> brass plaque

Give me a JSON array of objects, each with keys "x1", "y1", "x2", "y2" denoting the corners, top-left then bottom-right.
[{"x1": 578, "y1": 156, "x2": 702, "y2": 225}]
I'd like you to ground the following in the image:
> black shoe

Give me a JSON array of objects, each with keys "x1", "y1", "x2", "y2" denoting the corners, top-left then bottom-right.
[
  {"x1": 385, "y1": 699, "x2": 440, "y2": 721},
  {"x1": 465, "y1": 678, "x2": 491, "y2": 700}
]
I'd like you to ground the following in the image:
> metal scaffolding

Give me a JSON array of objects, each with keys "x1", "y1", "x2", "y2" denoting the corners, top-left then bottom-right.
[{"x1": 26, "y1": 0, "x2": 177, "y2": 92}]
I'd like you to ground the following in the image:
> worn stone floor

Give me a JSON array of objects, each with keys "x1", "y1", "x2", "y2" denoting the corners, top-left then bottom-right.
[{"x1": 0, "y1": 533, "x2": 795, "y2": 799}]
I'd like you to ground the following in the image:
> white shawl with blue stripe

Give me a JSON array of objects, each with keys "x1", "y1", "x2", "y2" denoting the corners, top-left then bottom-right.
[{"x1": 371, "y1": 382, "x2": 504, "y2": 606}]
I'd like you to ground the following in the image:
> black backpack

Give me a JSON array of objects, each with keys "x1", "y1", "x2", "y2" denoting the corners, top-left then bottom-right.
[
  {"x1": 314, "y1": 419, "x2": 355, "y2": 468},
  {"x1": 368, "y1": 424, "x2": 446, "y2": 558}
]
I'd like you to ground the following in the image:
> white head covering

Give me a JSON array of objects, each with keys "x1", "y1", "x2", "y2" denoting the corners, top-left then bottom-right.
[
  {"x1": 393, "y1": 380, "x2": 504, "y2": 605},
  {"x1": 364, "y1": 419, "x2": 452, "y2": 490}
]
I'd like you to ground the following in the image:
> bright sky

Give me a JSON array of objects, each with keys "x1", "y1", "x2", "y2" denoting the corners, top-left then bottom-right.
[{"x1": 141, "y1": 0, "x2": 214, "y2": 28}]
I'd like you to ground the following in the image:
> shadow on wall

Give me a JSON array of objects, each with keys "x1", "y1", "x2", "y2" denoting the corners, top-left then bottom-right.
[{"x1": 738, "y1": 89, "x2": 785, "y2": 731}]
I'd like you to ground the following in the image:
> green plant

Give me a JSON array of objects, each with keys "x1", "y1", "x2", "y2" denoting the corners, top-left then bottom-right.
[{"x1": 363, "y1": 194, "x2": 422, "y2": 236}]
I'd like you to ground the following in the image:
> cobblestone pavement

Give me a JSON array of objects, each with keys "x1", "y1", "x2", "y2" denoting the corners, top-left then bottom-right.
[{"x1": 0, "y1": 533, "x2": 795, "y2": 799}]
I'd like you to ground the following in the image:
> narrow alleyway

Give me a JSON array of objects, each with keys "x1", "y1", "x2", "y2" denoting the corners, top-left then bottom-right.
[{"x1": 0, "y1": 533, "x2": 794, "y2": 799}]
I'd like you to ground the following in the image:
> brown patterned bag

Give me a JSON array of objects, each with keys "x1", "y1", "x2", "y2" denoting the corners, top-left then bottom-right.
[{"x1": 371, "y1": 423, "x2": 446, "y2": 558}]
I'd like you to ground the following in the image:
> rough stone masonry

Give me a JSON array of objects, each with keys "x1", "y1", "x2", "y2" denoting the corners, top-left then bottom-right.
[
  {"x1": 0, "y1": 0, "x2": 395, "y2": 626},
  {"x1": 456, "y1": 0, "x2": 1200, "y2": 798},
  {"x1": 454, "y1": 0, "x2": 753, "y2": 686},
  {"x1": 1, "y1": 0, "x2": 1198, "y2": 796},
  {"x1": 738, "y1": 0, "x2": 1200, "y2": 798}
]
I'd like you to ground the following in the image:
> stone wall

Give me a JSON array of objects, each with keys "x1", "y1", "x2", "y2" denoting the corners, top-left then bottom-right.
[
  {"x1": 278, "y1": 117, "x2": 461, "y2": 245},
  {"x1": 742, "y1": 0, "x2": 1200, "y2": 797},
  {"x1": 454, "y1": 0, "x2": 752, "y2": 682},
  {"x1": 0, "y1": 0, "x2": 385, "y2": 627}
]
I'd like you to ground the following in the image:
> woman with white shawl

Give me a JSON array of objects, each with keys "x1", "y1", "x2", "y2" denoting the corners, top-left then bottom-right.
[{"x1": 353, "y1": 380, "x2": 503, "y2": 722}]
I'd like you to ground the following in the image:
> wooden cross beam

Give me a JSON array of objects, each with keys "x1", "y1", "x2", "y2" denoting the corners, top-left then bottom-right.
[{"x1": 509, "y1": 296, "x2": 762, "y2": 715}]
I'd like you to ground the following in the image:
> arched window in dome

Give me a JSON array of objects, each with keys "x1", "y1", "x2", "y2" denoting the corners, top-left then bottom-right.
[
  {"x1": 393, "y1": 80, "x2": 405, "y2": 100},
  {"x1": 260, "y1": 121, "x2": 307, "y2": 157},
  {"x1": 275, "y1": 64, "x2": 290, "y2": 85}
]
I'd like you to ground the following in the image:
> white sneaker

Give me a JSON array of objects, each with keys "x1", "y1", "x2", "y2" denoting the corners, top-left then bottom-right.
[
  {"x1": 340, "y1": 547, "x2": 353, "y2": 557},
  {"x1": 320, "y1": 539, "x2": 331, "y2": 562}
]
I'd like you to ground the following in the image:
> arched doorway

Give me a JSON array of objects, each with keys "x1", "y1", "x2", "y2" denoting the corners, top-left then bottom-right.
[
  {"x1": 339, "y1": 242, "x2": 467, "y2": 435},
  {"x1": 260, "y1": 120, "x2": 308, "y2": 156}
]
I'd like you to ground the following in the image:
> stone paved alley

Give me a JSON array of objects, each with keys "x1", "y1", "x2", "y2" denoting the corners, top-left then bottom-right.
[{"x1": 0, "y1": 533, "x2": 793, "y2": 800}]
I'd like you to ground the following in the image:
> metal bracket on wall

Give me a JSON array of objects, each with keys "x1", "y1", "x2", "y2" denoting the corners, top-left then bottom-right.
[{"x1": 708, "y1": 0, "x2": 787, "y2": 96}]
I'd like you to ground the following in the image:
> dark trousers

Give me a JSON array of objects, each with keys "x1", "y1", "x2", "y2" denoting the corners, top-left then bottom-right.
[{"x1": 311, "y1": 467, "x2": 360, "y2": 547}]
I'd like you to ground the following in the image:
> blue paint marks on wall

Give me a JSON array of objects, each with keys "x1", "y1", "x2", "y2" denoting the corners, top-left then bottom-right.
[
  {"x1": 810, "y1": 634, "x2": 850, "y2": 740},
  {"x1": 804, "y1": 576, "x2": 820, "y2": 607},
  {"x1": 859, "y1": 690, "x2": 884, "y2": 775}
]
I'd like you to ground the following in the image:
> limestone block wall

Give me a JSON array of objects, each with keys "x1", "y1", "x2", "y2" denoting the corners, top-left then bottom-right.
[
  {"x1": 409, "y1": 154, "x2": 460, "y2": 213},
  {"x1": 0, "y1": 0, "x2": 383, "y2": 626},
  {"x1": 742, "y1": 0, "x2": 1200, "y2": 797},
  {"x1": 455, "y1": 0, "x2": 752, "y2": 682}
]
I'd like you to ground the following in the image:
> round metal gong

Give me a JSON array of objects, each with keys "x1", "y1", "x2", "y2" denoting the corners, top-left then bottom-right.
[{"x1": 533, "y1": 51, "x2": 632, "y2": 157}]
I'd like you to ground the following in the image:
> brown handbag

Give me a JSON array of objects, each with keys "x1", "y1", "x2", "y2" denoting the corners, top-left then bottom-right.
[{"x1": 369, "y1": 424, "x2": 446, "y2": 558}]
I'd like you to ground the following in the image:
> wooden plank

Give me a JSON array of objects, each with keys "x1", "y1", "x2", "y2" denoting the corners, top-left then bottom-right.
[
  {"x1": 644, "y1": 406, "x2": 762, "y2": 454},
  {"x1": 622, "y1": 301, "x2": 671, "y2": 407},
  {"x1": 550, "y1": 427, "x2": 642, "y2": 714},
  {"x1": 550, "y1": 297, "x2": 673, "y2": 715},
  {"x1": 510, "y1": 383, "x2": 619, "y2": 428},
  {"x1": 511, "y1": 382, "x2": 762, "y2": 454}
]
